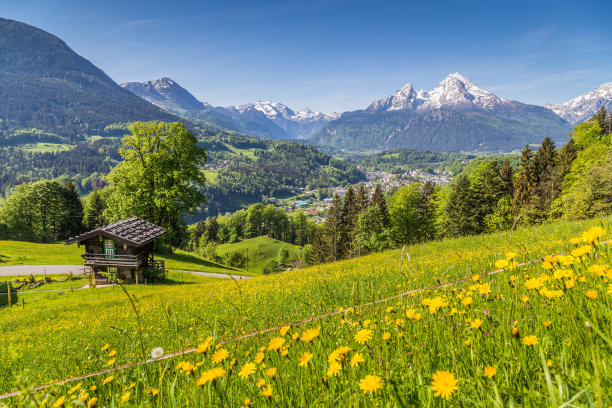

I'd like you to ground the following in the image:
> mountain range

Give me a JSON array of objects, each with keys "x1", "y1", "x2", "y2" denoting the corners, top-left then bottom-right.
[
  {"x1": 123, "y1": 73, "x2": 612, "y2": 152},
  {"x1": 1, "y1": 17, "x2": 611, "y2": 152},
  {"x1": 545, "y1": 82, "x2": 612, "y2": 124},
  {"x1": 311, "y1": 73, "x2": 574, "y2": 151},
  {"x1": 121, "y1": 78, "x2": 338, "y2": 140}
]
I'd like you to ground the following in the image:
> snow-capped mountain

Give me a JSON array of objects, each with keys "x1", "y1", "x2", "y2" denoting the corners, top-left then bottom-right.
[
  {"x1": 121, "y1": 78, "x2": 339, "y2": 140},
  {"x1": 313, "y1": 73, "x2": 572, "y2": 152},
  {"x1": 120, "y1": 78, "x2": 210, "y2": 113},
  {"x1": 225, "y1": 101, "x2": 339, "y2": 139},
  {"x1": 368, "y1": 73, "x2": 511, "y2": 113},
  {"x1": 545, "y1": 83, "x2": 612, "y2": 125},
  {"x1": 232, "y1": 101, "x2": 339, "y2": 123}
]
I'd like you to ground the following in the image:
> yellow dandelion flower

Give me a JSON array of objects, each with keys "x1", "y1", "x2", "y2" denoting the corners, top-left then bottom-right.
[
  {"x1": 87, "y1": 398, "x2": 98, "y2": 407},
  {"x1": 525, "y1": 278, "x2": 542, "y2": 290},
  {"x1": 581, "y1": 226, "x2": 605, "y2": 245},
  {"x1": 569, "y1": 237, "x2": 581, "y2": 245},
  {"x1": 300, "y1": 327, "x2": 321, "y2": 342},
  {"x1": 261, "y1": 385, "x2": 273, "y2": 397},
  {"x1": 586, "y1": 290, "x2": 598, "y2": 299},
  {"x1": 543, "y1": 321, "x2": 552, "y2": 327},
  {"x1": 68, "y1": 383, "x2": 82, "y2": 395},
  {"x1": 52, "y1": 396, "x2": 65, "y2": 408},
  {"x1": 102, "y1": 375, "x2": 114, "y2": 385},
  {"x1": 299, "y1": 352, "x2": 313, "y2": 367},
  {"x1": 350, "y1": 353, "x2": 365, "y2": 368},
  {"x1": 239, "y1": 362, "x2": 256, "y2": 379},
  {"x1": 327, "y1": 361, "x2": 342, "y2": 377},
  {"x1": 266, "y1": 368, "x2": 277, "y2": 378},
  {"x1": 244, "y1": 398, "x2": 252, "y2": 406},
  {"x1": 89, "y1": 386, "x2": 97, "y2": 391},
  {"x1": 430, "y1": 370, "x2": 458, "y2": 399},
  {"x1": 522, "y1": 335, "x2": 538, "y2": 346},
  {"x1": 256, "y1": 379, "x2": 266, "y2": 388},
  {"x1": 462, "y1": 297, "x2": 473, "y2": 306},
  {"x1": 280, "y1": 326, "x2": 290, "y2": 336},
  {"x1": 268, "y1": 337, "x2": 285, "y2": 351},
  {"x1": 505, "y1": 252, "x2": 518, "y2": 260},
  {"x1": 483, "y1": 366, "x2": 496, "y2": 378},
  {"x1": 101, "y1": 344, "x2": 109, "y2": 351},
  {"x1": 212, "y1": 348, "x2": 229, "y2": 364},
  {"x1": 359, "y1": 374, "x2": 383, "y2": 393},
  {"x1": 470, "y1": 318, "x2": 483, "y2": 329},
  {"x1": 108, "y1": 350, "x2": 116, "y2": 357},
  {"x1": 354, "y1": 329, "x2": 373, "y2": 344},
  {"x1": 254, "y1": 351, "x2": 265, "y2": 364},
  {"x1": 464, "y1": 339, "x2": 471, "y2": 346},
  {"x1": 120, "y1": 392, "x2": 130, "y2": 403},
  {"x1": 106, "y1": 359, "x2": 115, "y2": 366},
  {"x1": 382, "y1": 332, "x2": 391, "y2": 341},
  {"x1": 495, "y1": 259, "x2": 509, "y2": 269},
  {"x1": 196, "y1": 367, "x2": 226, "y2": 386},
  {"x1": 196, "y1": 337, "x2": 213, "y2": 353}
]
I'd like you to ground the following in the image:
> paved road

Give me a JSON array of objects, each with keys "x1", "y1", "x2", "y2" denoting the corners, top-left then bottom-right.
[{"x1": 0, "y1": 265, "x2": 252, "y2": 280}]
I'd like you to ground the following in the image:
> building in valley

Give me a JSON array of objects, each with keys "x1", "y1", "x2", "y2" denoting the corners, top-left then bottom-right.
[{"x1": 65, "y1": 217, "x2": 167, "y2": 284}]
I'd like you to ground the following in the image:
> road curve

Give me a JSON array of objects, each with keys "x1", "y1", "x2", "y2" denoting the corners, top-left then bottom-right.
[{"x1": 0, "y1": 265, "x2": 252, "y2": 280}]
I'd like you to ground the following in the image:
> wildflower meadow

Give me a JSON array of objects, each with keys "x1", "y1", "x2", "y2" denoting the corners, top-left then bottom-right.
[{"x1": 0, "y1": 217, "x2": 610, "y2": 406}]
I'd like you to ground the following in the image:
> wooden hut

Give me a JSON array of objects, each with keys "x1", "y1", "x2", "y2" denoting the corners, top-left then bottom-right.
[{"x1": 65, "y1": 217, "x2": 167, "y2": 284}]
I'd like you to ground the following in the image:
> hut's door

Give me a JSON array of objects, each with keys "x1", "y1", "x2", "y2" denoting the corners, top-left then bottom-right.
[{"x1": 104, "y1": 239, "x2": 115, "y2": 259}]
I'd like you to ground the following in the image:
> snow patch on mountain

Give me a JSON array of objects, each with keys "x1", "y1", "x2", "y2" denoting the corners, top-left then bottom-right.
[
  {"x1": 545, "y1": 82, "x2": 612, "y2": 125},
  {"x1": 368, "y1": 73, "x2": 510, "y2": 113}
]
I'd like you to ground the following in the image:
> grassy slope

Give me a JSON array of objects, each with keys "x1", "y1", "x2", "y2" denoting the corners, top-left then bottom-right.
[
  {"x1": 0, "y1": 241, "x2": 245, "y2": 275},
  {"x1": 216, "y1": 236, "x2": 301, "y2": 274},
  {"x1": 0, "y1": 216, "x2": 609, "y2": 404}
]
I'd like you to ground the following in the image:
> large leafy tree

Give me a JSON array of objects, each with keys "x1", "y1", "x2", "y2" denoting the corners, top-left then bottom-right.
[
  {"x1": 0, "y1": 180, "x2": 76, "y2": 241},
  {"x1": 105, "y1": 121, "x2": 207, "y2": 242}
]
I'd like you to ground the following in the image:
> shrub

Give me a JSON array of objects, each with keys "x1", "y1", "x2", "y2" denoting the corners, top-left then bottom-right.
[{"x1": 262, "y1": 259, "x2": 280, "y2": 275}]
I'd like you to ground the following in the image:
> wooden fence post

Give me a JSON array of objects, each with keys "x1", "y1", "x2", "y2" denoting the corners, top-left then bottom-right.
[{"x1": 7, "y1": 281, "x2": 11, "y2": 307}]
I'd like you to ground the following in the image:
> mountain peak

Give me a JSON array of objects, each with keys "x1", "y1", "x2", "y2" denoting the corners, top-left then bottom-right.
[
  {"x1": 120, "y1": 77, "x2": 208, "y2": 112},
  {"x1": 545, "y1": 82, "x2": 612, "y2": 124},
  {"x1": 368, "y1": 73, "x2": 506, "y2": 113}
]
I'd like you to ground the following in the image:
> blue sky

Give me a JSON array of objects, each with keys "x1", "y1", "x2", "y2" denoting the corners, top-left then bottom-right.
[{"x1": 3, "y1": 0, "x2": 612, "y2": 112}]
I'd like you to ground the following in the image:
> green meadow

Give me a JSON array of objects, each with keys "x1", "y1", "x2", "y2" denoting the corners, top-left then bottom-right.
[{"x1": 0, "y1": 216, "x2": 609, "y2": 406}]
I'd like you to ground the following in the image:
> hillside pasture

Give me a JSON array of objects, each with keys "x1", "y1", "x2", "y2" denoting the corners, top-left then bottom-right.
[{"x1": 0, "y1": 217, "x2": 609, "y2": 406}]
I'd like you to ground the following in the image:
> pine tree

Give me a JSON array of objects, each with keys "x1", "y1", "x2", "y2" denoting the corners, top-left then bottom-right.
[
  {"x1": 340, "y1": 186, "x2": 358, "y2": 258},
  {"x1": 511, "y1": 145, "x2": 535, "y2": 215},
  {"x1": 526, "y1": 138, "x2": 560, "y2": 221},
  {"x1": 370, "y1": 183, "x2": 389, "y2": 227},
  {"x1": 419, "y1": 181, "x2": 437, "y2": 241},
  {"x1": 308, "y1": 227, "x2": 329, "y2": 265},
  {"x1": 593, "y1": 106, "x2": 607, "y2": 130},
  {"x1": 532, "y1": 137, "x2": 557, "y2": 184},
  {"x1": 63, "y1": 181, "x2": 84, "y2": 237},
  {"x1": 325, "y1": 193, "x2": 343, "y2": 261},
  {"x1": 83, "y1": 189, "x2": 107, "y2": 231},
  {"x1": 499, "y1": 159, "x2": 515, "y2": 198},
  {"x1": 558, "y1": 138, "x2": 577, "y2": 178},
  {"x1": 205, "y1": 217, "x2": 219, "y2": 243},
  {"x1": 444, "y1": 175, "x2": 477, "y2": 237},
  {"x1": 356, "y1": 183, "x2": 369, "y2": 213}
]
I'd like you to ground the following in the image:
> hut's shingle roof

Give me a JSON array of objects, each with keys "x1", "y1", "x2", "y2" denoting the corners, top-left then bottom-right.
[{"x1": 65, "y1": 217, "x2": 167, "y2": 246}]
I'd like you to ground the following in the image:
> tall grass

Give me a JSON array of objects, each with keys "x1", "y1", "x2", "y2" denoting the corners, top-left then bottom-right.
[{"x1": 0, "y1": 217, "x2": 610, "y2": 406}]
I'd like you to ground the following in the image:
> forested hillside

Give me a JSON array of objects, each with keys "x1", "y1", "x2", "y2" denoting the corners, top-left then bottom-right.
[
  {"x1": 0, "y1": 18, "x2": 180, "y2": 141},
  {"x1": 305, "y1": 108, "x2": 612, "y2": 266}
]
